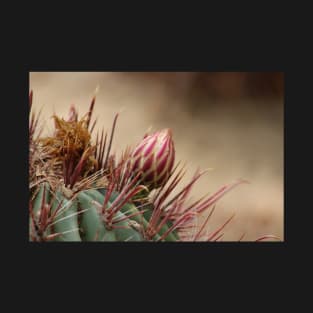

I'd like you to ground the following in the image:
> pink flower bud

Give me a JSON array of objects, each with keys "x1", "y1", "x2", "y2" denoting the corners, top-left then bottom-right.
[{"x1": 131, "y1": 128, "x2": 175, "y2": 189}]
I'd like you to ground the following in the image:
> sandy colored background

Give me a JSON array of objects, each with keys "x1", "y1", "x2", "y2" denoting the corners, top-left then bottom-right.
[{"x1": 29, "y1": 72, "x2": 284, "y2": 241}]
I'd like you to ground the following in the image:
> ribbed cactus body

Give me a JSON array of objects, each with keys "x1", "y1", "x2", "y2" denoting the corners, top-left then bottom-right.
[{"x1": 29, "y1": 182, "x2": 180, "y2": 242}]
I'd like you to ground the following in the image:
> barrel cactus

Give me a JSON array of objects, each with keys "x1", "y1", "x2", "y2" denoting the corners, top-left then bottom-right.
[{"x1": 29, "y1": 91, "x2": 279, "y2": 242}]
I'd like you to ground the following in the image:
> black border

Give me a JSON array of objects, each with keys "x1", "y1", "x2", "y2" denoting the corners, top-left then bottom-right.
[{"x1": 3, "y1": 4, "x2": 307, "y2": 303}]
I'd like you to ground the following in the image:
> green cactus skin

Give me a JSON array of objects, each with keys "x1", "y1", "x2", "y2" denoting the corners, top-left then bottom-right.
[
  {"x1": 77, "y1": 191, "x2": 143, "y2": 241},
  {"x1": 93, "y1": 188, "x2": 160, "y2": 240},
  {"x1": 96, "y1": 188, "x2": 178, "y2": 241},
  {"x1": 32, "y1": 182, "x2": 50, "y2": 216},
  {"x1": 76, "y1": 192, "x2": 107, "y2": 241},
  {"x1": 49, "y1": 190, "x2": 81, "y2": 241},
  {"x1": 30, "y1": 183, "x2": 180, "y2": 242},
  {"x1": 30, "y1": 182, "x2": 52, "y2": 240}
]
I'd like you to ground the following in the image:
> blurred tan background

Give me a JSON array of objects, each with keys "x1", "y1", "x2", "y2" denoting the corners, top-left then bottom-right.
[{"x1": 29, "y1": 72, "x2": 284, "y2": 241}]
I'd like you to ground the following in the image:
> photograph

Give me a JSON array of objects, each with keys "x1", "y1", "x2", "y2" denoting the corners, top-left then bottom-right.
[{"x1": 29, "y1": 72, "x2": 284, "y2": 242}]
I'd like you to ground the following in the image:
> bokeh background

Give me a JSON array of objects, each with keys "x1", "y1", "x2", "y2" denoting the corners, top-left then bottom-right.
[{"x1": 29, "y1": 72, "x2": 284, "y2": 241}]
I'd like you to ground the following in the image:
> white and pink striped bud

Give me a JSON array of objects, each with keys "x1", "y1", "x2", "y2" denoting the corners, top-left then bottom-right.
[{"x1": 131, "y1": 128, "x2": 175, "y2": 190}]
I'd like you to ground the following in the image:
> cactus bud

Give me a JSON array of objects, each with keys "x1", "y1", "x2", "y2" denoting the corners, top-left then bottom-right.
[{"x1": 131, "y1": 128, "x2": 175, "y2": 189}]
